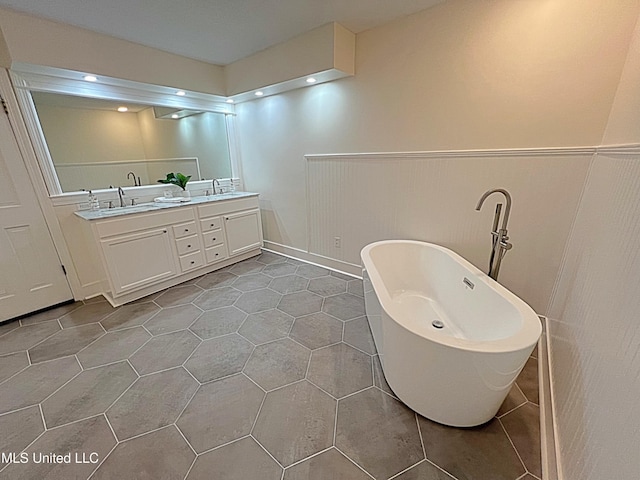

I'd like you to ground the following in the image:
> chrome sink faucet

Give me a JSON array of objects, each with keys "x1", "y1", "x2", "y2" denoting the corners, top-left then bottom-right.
[
  {"x1": 475, "y1": 188, "x2": 513, "y2": 281},
  {"x1": 117, "y1": 187, "x2": 126, "y2": 207},
  {"x1": 213, "y1": 178, "x2": 221, "y2": 195}
]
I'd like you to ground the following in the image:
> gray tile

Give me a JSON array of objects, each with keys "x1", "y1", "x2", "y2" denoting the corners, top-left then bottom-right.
[
  {"x1": 286, "y1": 257, "x2": 306, "y2": 266},
  {"x1": 516, "y1": 357, "x2": 539, "y2": 404},
  {"x1": 186, "y1": 436, "x2": 282, "y2": 480},
  {"x1": 189, "y1": 306, "x2": 247, "y2": 339},
  {"x1": 283, "y1": 448, "x2": 371, "y2": 480},
  {"x1": 255, "y1": 251, "x2": 288, "y2": 265},
  {"x1": 0, "y1": 321, "x2": 60, "y2": 355},
  {"x1": 177, "y1": 374, "x2": 264, "y2": 452},
  {"x1": 129, "y1": 330, "x2": 200, "y2": 375},
  {"x1": 322, "y1": 294, "x2": 365, "y2": 321},
  {"x1": 230, "y1": 259, "x2": 265, "y2": 275},
  {"x1": 297, "y1": 264, "x2": 330, "y2": 279},
  {"x1": 269, "y1": 274, "x2": 309, "y2": 294},
  {"x1": 343, "y1": 316, "x2": 377, "y2": 354},
  {"x1": 0, "y1": 406, "x2": 44, "y2": 466},
  {"x1": 0, "y1": 416, "x2": 116, "y2": 480},
  {"x1": 336, "y1": 388, "x2": 424, "y2": 479},
  {"x1": 185, "y1": 333, "x2": 253, "y2": 383},
  {"x1": 0, "y1": 351, "x2": 29, "y2": 383},
  {"x1": 196, "y1": 270, "x2": 237, "y2": 289},
  {"x1": 253, "y1": 381, "x2": 336, "y2": 467},
  {"x1": 347, "y1": 279, "x2": 364, "y2": 297},
  {"x1": 331, "y1": 271, "x2": 354, "y2": 281},
  {"x1": 143, "y1": 304, "x2": 202, "y2": 335},
  {"x1": 77, "y1": 326, "x2": 151, "y2": 369},
  {"x1": 244, "y1": 338, "x2": 310, "y2": 390},
  {"x1": 262, "y1": 262, "x2": 297, "y2": 277},
  {"x1": 497, "y1": 384, "x2": 527, "y2": 416},
  {"x1": 372, "y1": 355, "x2": 395, "y2": 396},
  {"x1": 238, "y1": 309, "x2": 293, "y2": 344},
  {"x1": 308, "y1": 343, "x2": 373, "y2": 398},
  {"x1": 28, "y1": 323, "x2": 104, "y2": 364},
  {"x1": 232, "y1": 273, "x2": 273, "y2": 291},
  {"x1": 155, "y1": 285, "x2": 203, "y2": 307},
  {"x1": 501, "y1": 403, "x2": 541, "y2": 478},
  {"x1": 308, "y1": 276, "x2": 347, "y2": 297},
  {"x1": 394, "y1": 460, "x2": 456, "y2": 480},
  {"x1": 58, "y1": 301, "x2": 118, "y2": 328},
  {"x1": 289, "y1": 312, "x2": 343, "y2": 350},
  {"x1": 193, "y1": 286, "x2": 243, "y2": 310},
  {"x1": 42, "y1": 362, "x2": 137, "y2": 428},
  {"x1": 92, "y1": 425, "x2": 194, "y2": 480},
  {"x1": 419, "y1": 415, "x2": 525, "y2": 480},
  {"x1": 278, "y1": 291, "x2": 323, "y2": 317},
  {"x1": 100, "y1": 302, "x2": 160, "y2": 331},
  {"x1": 106, "y1": 367, "x2": 198, "y2": 440},
  {"x1": 0, "y1": 320, "x2": 19, "y2": 337},
  {"x1": 0, "y1": 357, "x2": 81, "y2": 414},
  {"x1": 235, "y1": 288, "x2": 282, "y2": 314},
  {"x1": 20, "y1": 302, "x2": 82, "y2": 326},
  {"x1": 129, "y1": 291, "x2": 162, "y2": 304}
]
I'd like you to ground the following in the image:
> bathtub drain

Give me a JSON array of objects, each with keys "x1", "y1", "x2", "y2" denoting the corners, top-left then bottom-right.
[{"x1": 432, "y1": 320, "x2": 444, "y2": 329}]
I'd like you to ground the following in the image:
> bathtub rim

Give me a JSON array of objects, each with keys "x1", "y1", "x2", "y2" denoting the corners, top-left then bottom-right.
[{"x1": 361, "y1": 239, "x2": 541, "y2": 354}]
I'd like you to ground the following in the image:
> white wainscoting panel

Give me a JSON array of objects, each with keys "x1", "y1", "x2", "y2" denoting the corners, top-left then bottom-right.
[
  {"x1": 306, "y1": 150, "x2": 591, "y2": 313},
  {"x1": 548, "y1": 149, "x2": 640, "y2": 480}
]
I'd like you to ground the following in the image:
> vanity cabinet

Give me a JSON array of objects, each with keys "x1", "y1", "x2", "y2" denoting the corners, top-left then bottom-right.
[
  {"x1": 81, "y1": 194, "x2": 262, "y2": 306},
  {"x1": 100, "y1": 227, "x2": 177, "y2": 296}
]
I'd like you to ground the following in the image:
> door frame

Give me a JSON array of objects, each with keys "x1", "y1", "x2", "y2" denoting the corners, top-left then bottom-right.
[{"x1": 0, "y1": 69, "x2": 80, "y2": 298}]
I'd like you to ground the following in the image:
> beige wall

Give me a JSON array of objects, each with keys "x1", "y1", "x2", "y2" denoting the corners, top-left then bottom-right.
[
  {"x1": 236, "y1": 0, "x2": 639, "y2": 312},
  {"x1": 0, "y1": 7, "x2": 225, "y2": 95},
  {"x1": 547, "y1": 12, "x2": 640, "y2": 480}
]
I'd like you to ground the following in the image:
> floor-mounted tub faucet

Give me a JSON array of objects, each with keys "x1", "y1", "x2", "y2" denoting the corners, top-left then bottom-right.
[{"x1": 475, "y1": 188, "x2": 513, "y2": 281}]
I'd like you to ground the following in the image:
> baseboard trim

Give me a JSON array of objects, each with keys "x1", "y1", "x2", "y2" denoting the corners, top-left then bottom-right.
[
  {"x1": 538, "y1": 315, "x2": 560, "y2": 480},
  {"x1": 262, "y1": 241, "x2": 361, "y2": 278}
]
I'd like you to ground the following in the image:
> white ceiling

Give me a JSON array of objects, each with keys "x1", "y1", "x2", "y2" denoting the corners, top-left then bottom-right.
[{"x1": 0, "y1": 0, "x2": 444, "y2": 65}]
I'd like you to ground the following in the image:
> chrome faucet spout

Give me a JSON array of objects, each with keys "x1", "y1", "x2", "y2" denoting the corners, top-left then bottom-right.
[
  {"x1": 117, "y1": 187, "x2": 126, "y2": 207},
  {"x1": 475, "y1": 188, "x2": 511, "y2": 231},
  {"x1": 475, "y1": 188, "x2": 513, "y2": 281}
]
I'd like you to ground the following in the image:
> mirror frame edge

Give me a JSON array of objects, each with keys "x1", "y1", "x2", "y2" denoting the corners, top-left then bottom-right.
[{"x1": 9, "y1": 64, "x2": 239, "y2": 196}]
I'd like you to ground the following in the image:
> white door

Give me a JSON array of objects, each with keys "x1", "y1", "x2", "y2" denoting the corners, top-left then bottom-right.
[{"x1": 0, "y1": 94, "x2": 72, "y2": 322}]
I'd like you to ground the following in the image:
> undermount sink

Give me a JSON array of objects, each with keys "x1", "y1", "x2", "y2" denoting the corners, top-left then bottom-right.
[{"x1": 93, "y1": 203, "x2": 158, "y2": 217}]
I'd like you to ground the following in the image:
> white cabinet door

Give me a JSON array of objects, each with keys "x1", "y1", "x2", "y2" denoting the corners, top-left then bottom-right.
[
  {"x1": 100, "y1": 228, "x2": 177, "y2": 296},
  {"x1": 0, "y1": 81, "x2": 72, "y2": 321},
  {"x1": 224, "y1": 209, "x2": 263, "y2": 256}
]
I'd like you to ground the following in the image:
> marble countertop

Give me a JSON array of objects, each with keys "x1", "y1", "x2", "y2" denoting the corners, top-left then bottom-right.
[{"x1": 74, "y1": 192, "x2": 259, "y2": 220}]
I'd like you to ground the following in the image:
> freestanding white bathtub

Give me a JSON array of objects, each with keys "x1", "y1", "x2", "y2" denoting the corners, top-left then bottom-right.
[{"x1": 361, "y1": 240, "x2": 541, "y2": 427}]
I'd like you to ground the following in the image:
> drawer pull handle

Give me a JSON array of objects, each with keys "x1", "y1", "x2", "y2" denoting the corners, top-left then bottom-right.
[{"x1": 215, "y1": 253, "x2": 219, "y2": 257}]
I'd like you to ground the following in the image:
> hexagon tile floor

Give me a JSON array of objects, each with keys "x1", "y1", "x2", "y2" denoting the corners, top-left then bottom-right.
[{"x1": 0, "y1": 251, "x2": 541, "y2": 480}]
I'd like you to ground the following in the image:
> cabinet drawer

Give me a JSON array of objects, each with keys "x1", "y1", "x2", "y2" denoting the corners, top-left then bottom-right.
[
  {"x1": 205, "y1": 244, "x2": 227, "y2": 264},
  {"x1": 173, "y1": 221, "x2": 197, "y2": 239},
  {"x1": 179, "y1": 251, "x2": 204, "y2": 272},
  {"x1": 200, "y1": 217, "x2": 222, "y2": 232},
  {"x1": 203, "y1": 230, "x2": 224, "y2": 248},
  {"x1": 175, "y1": 235, "x2": 200, "y2": 256}
]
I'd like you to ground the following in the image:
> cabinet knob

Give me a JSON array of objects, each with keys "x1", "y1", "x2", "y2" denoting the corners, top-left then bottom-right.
[
  {"x1": 184, "y1": 229, "x2": 189, "y2": 232},
  {"x1": 210, "y1": 223, "x2": 215, "y2": 227},
  {"x1": 163, "y1": 230, "x2": 167, "y2": 233},
  {"x1": 212, "y1": 237, "x2": 216, "y2": 241},
  {"x1": 187, "y1": 244, "x2": 191, "y2": 248},
  {"x1": 190, "y1": 261, "x2": 195, "y2": 265},
  {"x1": 215, "y1": 253, "x2": 219, "y2": 257}
]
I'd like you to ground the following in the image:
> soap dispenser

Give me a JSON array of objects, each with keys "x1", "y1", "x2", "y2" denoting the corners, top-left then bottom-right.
[{"x1": 88, "y1": 190, "x2": 100, "y2": 211}]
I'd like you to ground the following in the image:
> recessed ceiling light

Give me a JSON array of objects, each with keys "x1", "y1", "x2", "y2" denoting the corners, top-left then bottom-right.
[
  {"x1": 117, "y1": 106, "x2": 128, "y2": 112},
  {"x1": 83, "y1": 75, "x2": 98, "y2": 82},
  {"x1": 255, "y1": 91, "x2": 264, "y2": 96},
  {"x1": 171, "y1": 114, "x2": 179, "y2": 119},
  {"x1": 226, "y1": 99, "x2": 234, "y2": 104},
  {"x1": 175, "y1": 90, "x2": 186, "y2": 96},
  {"x1": 306, "y1": 77, "x2": 317, "y2": 84}
]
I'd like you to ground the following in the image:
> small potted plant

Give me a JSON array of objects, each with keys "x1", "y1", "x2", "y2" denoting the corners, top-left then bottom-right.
[{"x1": 157, "y1": 172, "x2": 191, "y2": 198}]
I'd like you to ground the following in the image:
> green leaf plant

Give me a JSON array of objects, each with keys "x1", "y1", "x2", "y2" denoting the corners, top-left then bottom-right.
[{"x1": 157, "y1": 172, "x2": 191, "y2": 190}]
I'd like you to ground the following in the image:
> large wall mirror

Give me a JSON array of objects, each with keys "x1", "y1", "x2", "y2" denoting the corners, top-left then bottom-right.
[
  {"x1": 31, "y1": 92, "x2": 231, "y2": 192},
  {"x1": 10, "y1": 63, "x2": 237, "y2": 196}
]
